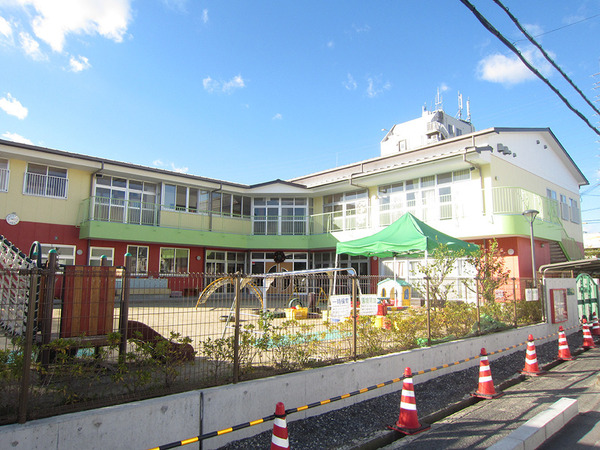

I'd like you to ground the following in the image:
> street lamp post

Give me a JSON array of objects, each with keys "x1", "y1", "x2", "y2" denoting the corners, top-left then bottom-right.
[{"x1": 522, "y1": 209, "x2": 539, "y2": 288}]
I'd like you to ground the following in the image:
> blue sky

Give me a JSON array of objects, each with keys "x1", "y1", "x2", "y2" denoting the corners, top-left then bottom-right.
[{"x1": 1, "y1": 0, "x2": 600, "y2": 232}]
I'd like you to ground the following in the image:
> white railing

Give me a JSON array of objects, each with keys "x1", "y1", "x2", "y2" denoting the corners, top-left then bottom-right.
[
  {"x1": 23, "y1": 172, "x2": 68, "y2": 199},
  {"x1": 0, "y1": 168, "x2": 8, "y2": 192},
  {"x1": 81, "y1": 186, "x2": 572, "y2": 236}
]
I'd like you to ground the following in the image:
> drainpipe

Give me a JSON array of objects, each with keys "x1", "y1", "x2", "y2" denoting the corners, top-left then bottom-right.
[
  {"x1": 463, "y1": 138, "x2": 487, "y2": 216},
  {"x1": 348, "y1": 163, "x2": 367, "y2": 189},
  {"x1": 209, "y1": 183, "x2": 223, "y2": 231}
]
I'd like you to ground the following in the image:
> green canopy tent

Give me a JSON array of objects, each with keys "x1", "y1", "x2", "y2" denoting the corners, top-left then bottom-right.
[{"x1": 336, "y1": 212, "x2": 479, "y2": 259}]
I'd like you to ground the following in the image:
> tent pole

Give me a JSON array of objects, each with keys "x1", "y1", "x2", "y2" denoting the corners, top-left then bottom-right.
[{"x1": 333, "y1": 253, "x2": 339, "y2": 296}]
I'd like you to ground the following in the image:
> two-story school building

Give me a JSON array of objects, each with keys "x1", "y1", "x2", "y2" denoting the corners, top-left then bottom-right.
[{"x1": 0, "y1": 107, "x2": 588, "y2": 283}]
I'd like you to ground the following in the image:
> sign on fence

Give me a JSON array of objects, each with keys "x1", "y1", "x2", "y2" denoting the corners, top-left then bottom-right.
[
  {"x1": 359, "y1": 294, "x2": 378, "y2": 316},
  {"x1": 329, "y1": 295, "x2": 351, "y2": 321}
]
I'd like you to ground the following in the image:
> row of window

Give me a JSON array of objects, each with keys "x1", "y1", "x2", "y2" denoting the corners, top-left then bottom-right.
[
  {"x1": 37, "y1": 244, "x2": 370, "y2": 276},
  {"x1": 547, "y1": 188, "x2": 580, "y2": 224},
  {"x1": 1, "y1": 161, "x2": 583, "y2": 229}
]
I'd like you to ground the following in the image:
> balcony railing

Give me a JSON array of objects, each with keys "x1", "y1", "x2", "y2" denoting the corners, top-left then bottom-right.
[
  {"x1": 0, "y1": 168, "x2": 8, "y2": 192},
  {"x1": 79, "y1": 187, "x2": 568, "y2": 237},
  {"x1": 23, "y1": 172, "x2": 68, "y2": 199}
]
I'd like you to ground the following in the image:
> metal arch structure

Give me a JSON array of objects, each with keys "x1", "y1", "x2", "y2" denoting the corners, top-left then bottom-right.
[
  {"x1": 196, "y1": 276, "x2": 264, "y2": 308},
  {"x1": 196, "y1": 267, "x2": 358, "y2": 310}
]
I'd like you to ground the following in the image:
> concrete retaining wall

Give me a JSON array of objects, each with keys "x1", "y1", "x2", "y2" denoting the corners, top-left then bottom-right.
[{"x1": 1, "y1": 319, "x2": 576, "y2": 450}]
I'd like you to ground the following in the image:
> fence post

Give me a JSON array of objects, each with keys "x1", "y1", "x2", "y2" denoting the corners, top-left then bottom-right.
[
  {"x1": 352, "y1": 275, "x2": 357, "y2": 361},
  {"x1": 426, "y1": 276, "x2": 431, "y2": 347},
  {"x1": 119, "y1": 253, "x2": 132, "y2": 360},
  {"x1": 475, "y1": 277, "x2": 481, "y2": 335},
  {"x1": 18, "y1": 267, "x2": 41, "y2": 424},
  {"x1": 233, "y1": 273, "x2": 241, "y2": 383},
  {"x1": 40, "y1": 250, "x2": 58, "y2": 370},
  {"x1": 512, "y1": 277, "x2": 517, "y2": 328}
]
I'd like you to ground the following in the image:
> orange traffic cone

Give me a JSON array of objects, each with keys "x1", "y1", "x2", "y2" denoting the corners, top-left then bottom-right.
[
  {"x1": 521, "y1": 334, "x2": 545, "y2": 376},
  {"x1": 271, "y1": 402, "x2": 289, "y2": 450},
  {"x1": 387, "y1": 367, "x2": 430, "y2": 435},
  {"x1": 557, "y1": 326, "x2": 574, "y2": 361},
  {"x1": 472, "y1": 348, "x2": 503, "y2": 399},
  {"x1": 582, "y1": 319, "x2": 596, "y2": 349},
  {"x1": 591, "y1": 313, "x2": 600, "y2": 337}
]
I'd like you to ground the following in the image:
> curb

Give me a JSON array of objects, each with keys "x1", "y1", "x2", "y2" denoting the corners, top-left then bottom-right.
[
  {"x1": 351, "y1": 351, "x2": 584, "y2": 450},
  {"x1": 487, "y1": 397, "x2": 579, "y2": 450}
]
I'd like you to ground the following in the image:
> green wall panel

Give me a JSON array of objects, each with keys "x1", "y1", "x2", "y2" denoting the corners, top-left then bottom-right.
[{"x1": 79, "y1": 221, "x2": 338, "y2": 250}]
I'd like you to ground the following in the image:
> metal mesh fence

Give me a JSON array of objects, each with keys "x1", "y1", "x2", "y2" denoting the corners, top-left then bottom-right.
[{"x1": 0, "y1": 262, "x2": 544, "y2": 425}]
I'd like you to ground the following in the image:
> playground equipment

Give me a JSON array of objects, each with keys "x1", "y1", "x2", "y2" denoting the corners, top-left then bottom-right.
[
  {"x1": 195, "y1": 276, "x2": 264, "y2": 308},
  {"x1": 0, "y1": 236, "x2": 191, "y2": 358},
  {"x1": 0, "y1": 235, "x2": 41, "y2": 337},
  {"x1": 196, "y1": 267, "x2": 357, "y2": 337}
]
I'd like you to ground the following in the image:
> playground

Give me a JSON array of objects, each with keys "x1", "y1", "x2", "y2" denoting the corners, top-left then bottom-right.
[{"x1": 0, "y1": 235, "x2": 546, "y2": 425}]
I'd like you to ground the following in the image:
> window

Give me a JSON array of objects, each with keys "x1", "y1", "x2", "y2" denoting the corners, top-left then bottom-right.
[
  {"x1": 24, "y1": 163, "x2": 68, "y2": 198},
  {"x1": 378, "y1": 170, "x2": 469, "y2": 223},
  {"x1": 163, "y1": 184, "x2": 207, "y2": 213},
  {"x1": 560, "y1": 194, "x2": 570, "y2": 220},
  {"x1": 95, "y1": 176, "x2": 158, "y2": 225},
  {"x1": 439, "y1": 186, "x2": 452, "y2": 219},
  {"x1": 323, "y1": 191, "x2": 368, "y2": 231},
  {"x1": 128, "y1": 245, "x2": 149, "y2": 274},
  {"x1": 546, "y1": 188, "x2": 558, "y2": 218},
  {"x1": 160, "y1": 248, "x2": 189, "y2": 274},
  {"x1": 0, "y1": 159, "x2": 8, "y2": 192},
  {"x1": 570, "y1": 198, "x2": 581, "y2": 224},
  {"x1": 89, "y1": 247, "x2": 114, "y2": 266},
  {"x1": 453, "y1": 169, "x2": 470, "y2": 182},
  {"x1": 40, "y1": 244, "x2": 76, "y2": 265},
  {"x1": 206, "y1": 250, "x2": 246, "y2": 274},
  {"x1": 253, "y1": 197, "x2": 309, "y2": 235}
]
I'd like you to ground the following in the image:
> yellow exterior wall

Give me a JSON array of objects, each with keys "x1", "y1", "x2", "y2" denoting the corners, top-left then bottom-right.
[{"x1": 0, "y1": 159, "x2": 91, "y2": 225}]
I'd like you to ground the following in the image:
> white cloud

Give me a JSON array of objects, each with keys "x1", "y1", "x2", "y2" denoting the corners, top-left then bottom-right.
[
  {"x1": 352, "y1": 24, "x2": 370, "y2": 33},
  {"x1": 171, "y1": 164, "x2": 189, "y2": 174},
  {"x1": 2, "y1": 131, "x2": 33, "y2": 145},
  {"x1": 0, "y1": 93, "x2": 28, "y2": 119},
  {"x1": 69, "y1": 54, "x2": 91, "y2": 72},
  {"x1": 327, "y1": 40, "x2": 334, "y2": 49},
  {"x1": 477, "y1": 47, "x2": 553, "y2": 86},
  {"x1": 201, "y1": 9, "x2": 209, "y2": 24},
  {"x1": 366, "y1": 77, "x2": 391, "y2": 98},
  {"x1": 0, "y1": 16, "x2": 13, "y2": 41},
  {"x1": 272, "y1": 113, "x2": 282, "y2": 120},
  {"x1": 343, "y1": 73, "x2": 357, "y2": 91},
  {"x1": 439, "y1": 83, "x2": 449, "y2": 92},
  {"x1": 203, "y1": 75, "x2": 246, "y2": 94},
  {"x1": 19, "y1": 31, "x2": 46, "y2": 60},
  {"x1": 9, "y1": 0, "x2": 132, "y2": 53},
  {"x1": 523, "y1": 23, "x2": 544, "y2": 38},
  {"x1": 161, "y1": 0, "x2": 188, "y2": 13},
  {"x1": 152, "y1": 159, "x2": 188, "y2": 173}
]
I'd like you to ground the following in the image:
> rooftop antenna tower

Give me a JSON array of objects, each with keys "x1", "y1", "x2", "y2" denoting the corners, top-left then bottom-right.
[
  {"x1": 457, "y1": 92, "x2": 463, "y2": 120},
  {"x1": 466, "y1": 97, "x2": 471, "y2": 123},
  {"x1": 435, "y1": 88, "x2": 443, "y2": 111}
]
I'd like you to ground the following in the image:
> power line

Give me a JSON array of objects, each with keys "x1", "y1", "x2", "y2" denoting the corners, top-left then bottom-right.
[
  {"x1": 458, "y1": 0, "x2": 600, "y2": 137},
  {"x1": 492, "y1": 0, "x2": 600, "y2": 118},
  {"x1": 512, "y1": 13, "x2": 600, "y2": 43}
]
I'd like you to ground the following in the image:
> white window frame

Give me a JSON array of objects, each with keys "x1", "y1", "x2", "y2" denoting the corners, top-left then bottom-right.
[
  {"x1": 24, "y1": 163, "x2": 68, "y2": 199},
  {"x1": 559, "y1": 194, "x2": 570, "y2": 221},
  {"x1": 159, "y1": 247, "x2": 189, "y2": 274},
  {"x1": 40, "y1": 244, "x2": 76, "y2": 265},
  {"x1": 128, "y1": 245, "x2": 149, "y2": 274},
  {"x1": 569, "y1": 198, "x2": 581, "y2": 224},
  {"x1": 0, "y1": 158, "x2": 9, "y2": 192},
  {"x1": 89, "y1": 247, "x2": 114, "y2": 266}
]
